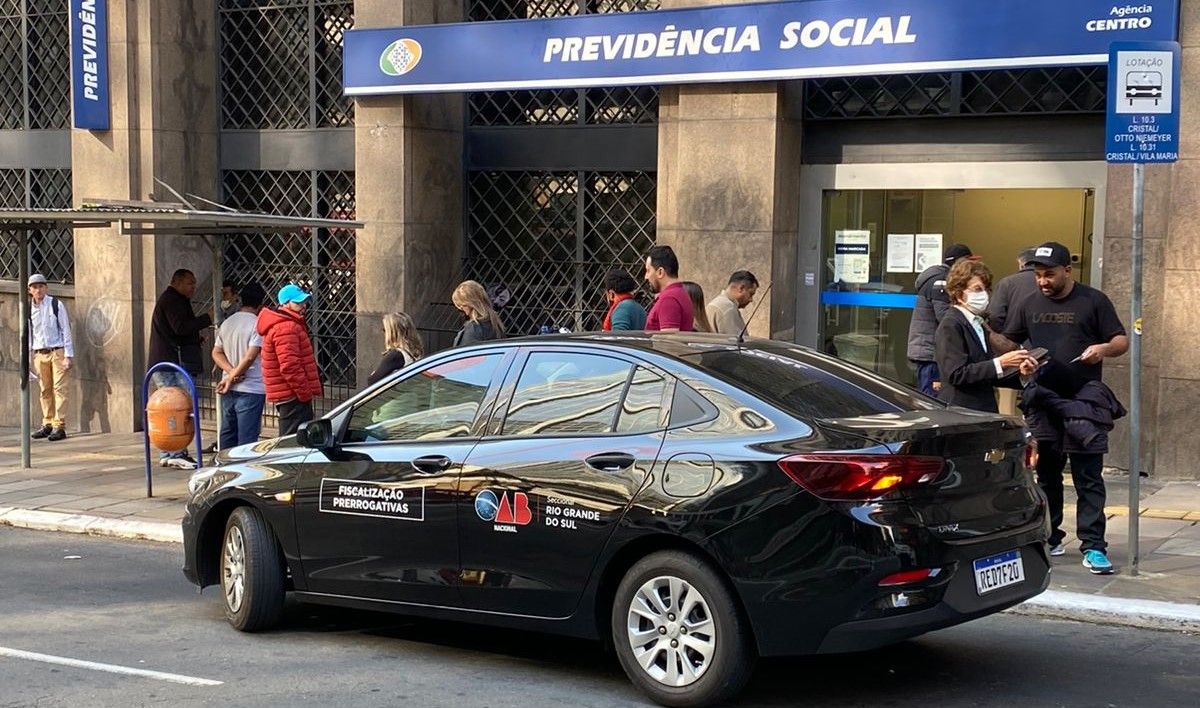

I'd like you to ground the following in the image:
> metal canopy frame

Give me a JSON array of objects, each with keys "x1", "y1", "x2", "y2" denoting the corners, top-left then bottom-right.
[{"x1": 1, "y1": 200, "x2": 364, "y2": 469}]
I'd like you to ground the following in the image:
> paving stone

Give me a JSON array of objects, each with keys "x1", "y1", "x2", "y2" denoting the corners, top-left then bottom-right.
[
  {"x1": 0, "y1": 479, "x2": 59, "y2": 493},
  {"x1": 1154, "y1": 537, "x2": 1200, "y2": 558},
  {"x1": 17, "y1": 494, "x2": 86, "y2": 509}
]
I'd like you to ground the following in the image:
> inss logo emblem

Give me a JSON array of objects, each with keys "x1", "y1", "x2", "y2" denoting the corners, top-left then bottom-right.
[
  {"x1": 380, "y1": 38, "x2": 422, "y2": 76},
  {"x1": 474, "y1": 490, "x2": 532, "y2": 526}
]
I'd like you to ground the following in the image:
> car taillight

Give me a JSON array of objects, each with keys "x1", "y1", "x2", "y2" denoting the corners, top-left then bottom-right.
[
  {"x1": 778, "y1": 454, "x2": 945, "y2": 501},
  {"x1": 1024, "y1": 439, "x2": 1039, "y2": 470}
]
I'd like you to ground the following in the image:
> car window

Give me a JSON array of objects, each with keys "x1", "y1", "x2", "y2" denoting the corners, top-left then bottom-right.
[
  {"x1": 682, "y1": 345, "x2": 938, "y2": 419},
  {"x1": 502, "y1": 352, "x2": 633, "y2": 436},
  {"x1": 615, "y1": 366, "x2": 669, "y2": 434},
  {"x1": 345, "y1": 354, "x2": 504, "y2": 442}
]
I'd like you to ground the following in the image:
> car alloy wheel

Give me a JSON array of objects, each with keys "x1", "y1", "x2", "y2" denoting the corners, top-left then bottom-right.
[
  {"x1": 626, "y1": 576, "x2": 716, "y2": 687},
  {"x1": 613, "y1": 550, "x2": 754, "y2": 707},
  {"x1": 222, "y1": 524, "x2": 247, "y2": 614},
  {"x1": 220, "y1": 506, "x2": 285, "y2": 632}
]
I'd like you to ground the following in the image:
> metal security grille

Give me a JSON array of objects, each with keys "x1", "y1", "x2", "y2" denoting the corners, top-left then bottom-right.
[
  {"x1": 461, "y1": 170, "x2": 655, "y2": 336},
  {"x1": 216, "y1": 169, "x2": 357, "y2": 421},
  {"x1": 0, "y1": 0, "x2": 71, "y2": 130},
  {"x1": 466, "y1": 0, "x2": 661, "y2": 126},
  {"x1": 0, "y1": 168, "x2": 74, "y2": 283},
  {"x1": 218, "y1": 0, "x2": 354, "y2": 129},
  {"x1": 804, "y1": 67, "x2": 1108, "y2": 120}
]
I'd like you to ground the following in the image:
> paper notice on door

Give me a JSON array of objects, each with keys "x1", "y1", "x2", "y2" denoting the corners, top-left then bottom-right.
[
  {"x1": 914, "y1": 234, "x2": 944, "y2": 272},
  {"x1": 834, "y1": 230, "x2": 871, "y2": 284},
  {"x1": 886, "y1": 234, "x2": 915, "y2": 273}
]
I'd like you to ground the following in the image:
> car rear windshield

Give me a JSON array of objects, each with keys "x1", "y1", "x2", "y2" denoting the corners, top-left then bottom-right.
[{"x1": 680, "y1": 345, "x2": 941, "y2": 420}]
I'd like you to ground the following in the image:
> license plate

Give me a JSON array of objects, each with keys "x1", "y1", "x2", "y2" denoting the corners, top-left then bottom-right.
[{"x1": 972, "y1": 550, "x2": 1025, "y2": 595}]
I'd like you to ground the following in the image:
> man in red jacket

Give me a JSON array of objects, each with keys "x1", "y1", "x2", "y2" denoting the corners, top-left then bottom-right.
[{"x1": 257, "y1": 284, "x2": 323, "y2": 436}]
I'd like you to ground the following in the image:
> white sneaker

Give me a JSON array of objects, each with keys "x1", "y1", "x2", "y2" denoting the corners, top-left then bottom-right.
[
  {"x1": 163, "y1": 456, "x2": 197, "y2": 470},
  {"x1": 1049, "y1": 543, "x2": 1066, "y2": 557}
]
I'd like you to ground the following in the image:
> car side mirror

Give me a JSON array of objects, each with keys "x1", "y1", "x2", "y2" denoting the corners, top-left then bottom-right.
[{"x1": 297, "y1": 419, "x2": 335, "y2": 450}]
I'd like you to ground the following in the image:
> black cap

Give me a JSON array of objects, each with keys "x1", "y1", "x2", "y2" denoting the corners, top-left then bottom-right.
[
  {"x1": 1027, "y1": 242, "x2": 1072, "y2": 268},
  {"x1": 942, "y1": 243, "x2": 976, "y2": 266}
]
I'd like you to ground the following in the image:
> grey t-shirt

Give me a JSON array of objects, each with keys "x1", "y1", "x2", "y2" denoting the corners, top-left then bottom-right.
[{"x1": 215, "y1": 311, "x2": 265, "y2": 394}]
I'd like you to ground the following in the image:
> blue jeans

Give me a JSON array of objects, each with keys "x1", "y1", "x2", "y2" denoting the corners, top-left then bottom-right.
[
  {"x1": 914, "y1": 361, "x2": 941, "y2": 399},
  {"x1": 151, "y1": 370, "x2": 194, "y2": 459},
  {"x1": 219, "y1": 390, "x2": 266, "y2": 448}
]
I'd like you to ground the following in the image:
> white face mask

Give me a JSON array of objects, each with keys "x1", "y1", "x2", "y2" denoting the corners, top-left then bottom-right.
[{"x1": 965, "y1": 290, "x2": 990, "y2": 314}]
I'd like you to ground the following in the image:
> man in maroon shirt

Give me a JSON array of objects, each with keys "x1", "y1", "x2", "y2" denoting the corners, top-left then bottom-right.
[{"x1": 643, "y1": 245, "x2": 694, "y2": 332}]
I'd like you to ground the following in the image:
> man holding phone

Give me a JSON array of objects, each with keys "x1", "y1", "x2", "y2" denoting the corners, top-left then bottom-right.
[{"x1": 1001, "y1": 242, "x2": 1128, "y2": 574}]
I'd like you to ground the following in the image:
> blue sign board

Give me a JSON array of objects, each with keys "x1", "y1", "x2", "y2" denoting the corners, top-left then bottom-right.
[
  {"x1": 1105, "y1": 41, "x2": 1181, "y2": 164},
  {"x1": 344, "y1": 0, "x2": 1179, "y2": 95},
  {"x1": 70, "y1": 0, "x2": 110, "y2": 130}
]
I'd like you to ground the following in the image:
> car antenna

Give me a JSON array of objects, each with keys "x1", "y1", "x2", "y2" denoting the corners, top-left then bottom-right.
[{"x1": 737, "y1": 281, "x2": 772, "y2": 346}]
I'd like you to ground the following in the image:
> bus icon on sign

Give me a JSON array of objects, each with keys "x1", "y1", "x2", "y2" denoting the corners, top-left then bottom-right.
[{"x1": 1126, "y1": 71, "x2": 1163, "y2": 106}]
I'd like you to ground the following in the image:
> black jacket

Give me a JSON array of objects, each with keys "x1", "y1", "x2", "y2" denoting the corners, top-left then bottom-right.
[
  {"x1": 934, "y1": 308, "x2": 1020, "y2": 412},
  {"x1": 906, "y1": 264, "x2": 950, "y2": 362},
  {"x1": 1021, "y1": 379, "x2": 1127, "y2": 455},
  {"x1": 148, "y1": 287, "x2": 213, "y2": 374},
  {"x1": 987, "y1": 267, "x2": 1039, "y2": 334},
  {"x1": 453, "y1": 320, "x2": 500, "y2": 348}
]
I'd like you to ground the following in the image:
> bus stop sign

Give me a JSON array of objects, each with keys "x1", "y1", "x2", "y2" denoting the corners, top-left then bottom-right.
[{"x1": 1106, "y1": 41, "x2": 1181, "y2": 164}]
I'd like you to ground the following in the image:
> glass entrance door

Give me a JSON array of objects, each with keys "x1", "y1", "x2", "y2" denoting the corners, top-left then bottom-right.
[{"x1": 819, "y1": 188, "x2": 1094, "y2": 386}]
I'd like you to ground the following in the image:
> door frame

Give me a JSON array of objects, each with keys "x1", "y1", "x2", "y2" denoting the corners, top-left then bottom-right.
[{"x1": 794, "y1": 160, "x2": 1109, "y2": 348}]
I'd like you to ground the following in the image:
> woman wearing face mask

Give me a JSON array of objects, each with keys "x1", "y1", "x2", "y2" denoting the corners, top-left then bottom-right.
[{"x1": 934, "y1": 259, "x2": 1036, "y2": 412}]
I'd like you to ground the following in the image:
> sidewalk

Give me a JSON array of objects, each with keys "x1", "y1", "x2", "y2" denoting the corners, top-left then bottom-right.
[{"x1": 2, "y1": 428, "x2": 1199, "y2": 623}]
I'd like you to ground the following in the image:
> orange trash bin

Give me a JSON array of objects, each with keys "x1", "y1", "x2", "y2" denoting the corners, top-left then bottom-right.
[{"x1": 146, "y1": 386, "x2": 195, "y2": 453}]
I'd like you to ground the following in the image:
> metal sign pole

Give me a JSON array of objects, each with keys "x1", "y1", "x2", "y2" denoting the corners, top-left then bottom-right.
[
  {"x1": 209, "y1": 236, "x2": 223, "y2": 451},
  {"x1": 1129, "y1": 162, "x2": 1144, "y2": 576},
  {"x1": 18, "y1": 231, "x2": 31, "y2": 469},
  {"x1": 1106, "y1": 39, "x2": 1180, "y2": 577}
]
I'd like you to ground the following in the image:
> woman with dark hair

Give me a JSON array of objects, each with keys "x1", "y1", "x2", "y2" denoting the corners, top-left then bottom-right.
[
  {"x1": 601, "y1": 269, "x2": 647, "y2": 331},
  {"x1": 452, "y1": 280, "x2": 505, "y2": 346},
  {"x1": 681, "y1": 282, "x2": 713, "y2": 333},
  {"x1": 935, "y1": 259, "x2": 1037, "y2": 412}
]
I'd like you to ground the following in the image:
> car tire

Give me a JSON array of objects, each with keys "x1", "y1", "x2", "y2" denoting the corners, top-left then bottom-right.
[
  {"x1": 611, "y1": 550, "x2": 755, "y2": 707},
  {"x1": 221, "y1": 506, "x2": 285, "y2": 632}
]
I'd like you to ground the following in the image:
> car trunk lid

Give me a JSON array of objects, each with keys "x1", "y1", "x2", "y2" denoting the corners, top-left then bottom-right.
[{"x1": 816, "y1": 409, "x2": 1042, "y2": 539}]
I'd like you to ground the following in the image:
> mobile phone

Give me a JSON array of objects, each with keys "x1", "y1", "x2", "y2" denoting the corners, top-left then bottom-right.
[{"x1": 1027, "y1": 347, "x2": 1050, "y2": 363}]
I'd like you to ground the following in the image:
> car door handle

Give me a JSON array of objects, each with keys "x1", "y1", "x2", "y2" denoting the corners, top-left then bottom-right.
[
  {"x1": 586, "y1": 452, "x2": 636, "y2": 473},
  {"x1": 412, "y1": 455, "x2": 453, "y2": 474}
]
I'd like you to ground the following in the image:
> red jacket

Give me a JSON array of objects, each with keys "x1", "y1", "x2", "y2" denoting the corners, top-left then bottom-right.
[{"x1": 256, "y1": 307, "x2": 322, "y2": 403}]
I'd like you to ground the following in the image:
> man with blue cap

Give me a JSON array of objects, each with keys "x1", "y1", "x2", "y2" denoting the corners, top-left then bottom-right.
[{"x1": 256, "y1": 283, "x2": 323, "y2": 436}]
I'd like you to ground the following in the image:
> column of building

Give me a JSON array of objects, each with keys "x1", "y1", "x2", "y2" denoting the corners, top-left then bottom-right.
[
  {"x1": 70, "y1": 0, "x2": 219, "y2": 432},
  {"x1": 352, "y1": 1, "x2": 465, "y2": 386}
]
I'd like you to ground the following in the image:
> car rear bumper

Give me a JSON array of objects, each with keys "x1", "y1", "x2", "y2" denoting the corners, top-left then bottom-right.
[
  {"x1": 742, "y1": 540, "x2": 1050, "y2": 657},
  {"x1": 815, "y1": 543, "x2": 1051, "y2": 653}
]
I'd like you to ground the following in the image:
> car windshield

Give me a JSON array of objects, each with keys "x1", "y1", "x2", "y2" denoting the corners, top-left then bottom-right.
[{"x1": 679, "y1": 343, "x2": 941, "y2": 420}]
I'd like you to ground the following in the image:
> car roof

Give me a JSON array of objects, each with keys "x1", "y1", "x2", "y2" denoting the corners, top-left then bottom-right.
[{"x1": 457, "y1": 331, "x2": 797, "y2": 361}]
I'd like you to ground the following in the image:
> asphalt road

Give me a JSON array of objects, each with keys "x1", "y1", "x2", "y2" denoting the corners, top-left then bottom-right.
[{"x1": 2, "y1": 526, "x2": 1198, "y2": 708}]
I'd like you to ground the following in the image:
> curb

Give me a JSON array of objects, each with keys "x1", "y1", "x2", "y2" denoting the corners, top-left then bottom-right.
[
  {"x1": 0, "y1": 507, "x2": 182, "y2": 544},
  {"x1": 1009, "y1": 589, "x2": 1200, "y2": 633}
]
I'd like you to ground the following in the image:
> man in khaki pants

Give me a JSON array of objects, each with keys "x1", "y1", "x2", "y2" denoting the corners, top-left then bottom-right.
[{"x1": 27, "y1": 274, "x2": 74, "y2": 441}]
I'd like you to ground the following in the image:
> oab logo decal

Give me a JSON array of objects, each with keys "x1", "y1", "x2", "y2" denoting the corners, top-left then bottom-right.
[
  {"x1": 475, "y1": 489, "x2": 532, "y2": 533},
  {"x1": 380, "y1": 38, "x2": 422, "y2": 76}
]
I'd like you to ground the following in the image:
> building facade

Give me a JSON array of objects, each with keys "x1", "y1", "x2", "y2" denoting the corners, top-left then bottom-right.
[{"x1": 2, "y1": 0, "x2": 1197, "y2": 479}]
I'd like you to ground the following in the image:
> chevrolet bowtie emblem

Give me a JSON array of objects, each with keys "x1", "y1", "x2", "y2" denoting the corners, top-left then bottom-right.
[{"x1": 984, "y1": 448, "x2": 1005, "y2": 464}]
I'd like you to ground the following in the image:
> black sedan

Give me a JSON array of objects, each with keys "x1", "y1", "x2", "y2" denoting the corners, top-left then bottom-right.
[{"x1": 182, "y1": 333, "x2": 1050, "y2": 707}]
